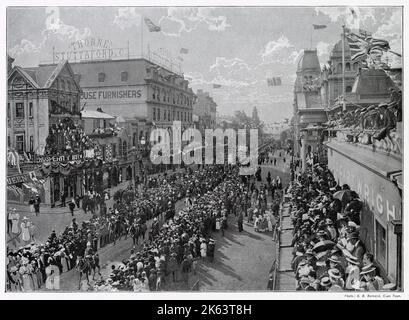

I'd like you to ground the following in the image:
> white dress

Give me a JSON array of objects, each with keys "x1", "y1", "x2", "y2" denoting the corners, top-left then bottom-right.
[
  {"x1": 21, "y1": 222, "x2": 31, "y2": 242},
  {"x1": 11, "y1": 213, "x2": 20, "y2": 234},
  {"x1": 200, "y1": 243, "x2": 207, "y2": 258}
]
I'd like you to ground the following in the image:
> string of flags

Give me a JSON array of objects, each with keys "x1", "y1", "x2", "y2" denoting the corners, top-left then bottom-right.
[{"x1": 313, "y1": 24, "x2": 327, "y2": 30}]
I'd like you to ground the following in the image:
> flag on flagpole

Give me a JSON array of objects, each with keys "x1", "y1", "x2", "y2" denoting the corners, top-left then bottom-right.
[
  {"x1": 350, "y1": 8, "x2": 357, "y2": 18},
  {"x1": 213, "y1": 84, "x2": 222, "y2": 88},
  {"x1": 180, "y1": 48, "x2": 189, "y2": 54},
  {"x1": 267, "y1": 77, "x2": 282, "y2": 86},
  {"x1": 313, "y1": 24, "x2": 327, "y2": 30},
  {"x1": 144, "y1": 18, "x2": 161, "y2": 32}
]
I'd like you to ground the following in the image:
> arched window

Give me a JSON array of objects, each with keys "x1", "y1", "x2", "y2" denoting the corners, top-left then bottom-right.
[
  {"x1": 353, "y1": 62, "x2": 359, "y2": 71},
  {"x1": 337, "y1": 63, "x2": 343, "y2": 73},
  {"x1": 346, "y1": 86, "x2": 352, "y2": 93},
  {"x1": 345, "y1": 62, "x2": 351, "y2": 71}
]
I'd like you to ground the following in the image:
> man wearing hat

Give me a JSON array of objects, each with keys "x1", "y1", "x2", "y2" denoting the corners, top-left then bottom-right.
[
  {"x1": 319, "y1": 276, "x2": 332, "y2": 291},
  {"x1": 360, "y1": 265, "x2": 384, "y2": 291},
  {"x1": 328, "y1": 268, "x2": 345, "y2": 289},
  {"x1": 346, "y1": 231, "x2": 365, "y2": 264},
  {"x1": 345, "y1": 255, "x2": 361, "y2": 290}
]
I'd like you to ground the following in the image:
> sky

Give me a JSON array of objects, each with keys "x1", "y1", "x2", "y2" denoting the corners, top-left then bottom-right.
[{"x1": 7, "y1": 6, "x2": 402, "y2": 123}]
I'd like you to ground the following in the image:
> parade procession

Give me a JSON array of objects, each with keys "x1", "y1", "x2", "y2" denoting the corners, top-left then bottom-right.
[{"x1": 5, "y1": 5, "x2": 403, "y2": 294}]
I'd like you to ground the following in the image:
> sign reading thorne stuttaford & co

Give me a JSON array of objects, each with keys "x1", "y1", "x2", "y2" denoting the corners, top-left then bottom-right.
[{"x1": 53, "y1": 37, "x2": 129, "y2": 63}]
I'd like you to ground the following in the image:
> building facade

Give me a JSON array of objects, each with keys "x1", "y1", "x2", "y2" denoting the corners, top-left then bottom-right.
[
  {"x1": 293, "y1": 49, "x2": 327, "y2": 171},
  {"x1": 193, "y1": 89, "x2": 217, "y2": 132},
  {"x1": 7, "y1": 60, "x2": 85, "y2": 205}
]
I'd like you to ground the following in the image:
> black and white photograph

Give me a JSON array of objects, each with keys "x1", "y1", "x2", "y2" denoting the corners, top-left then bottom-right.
[{"x1": 2, "y1": 1, "x2": 405, "y2": 297}]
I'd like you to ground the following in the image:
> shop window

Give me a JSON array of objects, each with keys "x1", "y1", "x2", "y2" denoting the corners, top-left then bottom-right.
[
  {"x1": 121, "y1": 71, "x2": 128, "y2": 81},
  {"x1": 98, "y1": 73, "x2": 105, "y2": 82},
  {"x1": 15, "y1": 102, "x2": 24, "y2": 118},
  {"x1": 375, "y1": 220, "x2": 387, "y2": 269},
  {"x1": 30, "y1": 136, "x2": 33, "y2": 152},
  {"x1": 15, "y1": 134, "x2": 24, "y2": 152},
  {"x1": 29, "y1": 102, "x2": 33, "y2": 117}
]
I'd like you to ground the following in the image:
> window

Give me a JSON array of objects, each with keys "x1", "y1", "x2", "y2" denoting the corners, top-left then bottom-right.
[
  {"x1": 29, "y1": 102, "x2": 33, "y2": 117},
  {"x1": 345, "y1": 62, "x2": 351, "y2": 71},
  {"x1": 337, "y1": 63, "x2": 343, "y2": 73},
  {"x1": 177, "y1": 111, "x2": 180, "y2": 120},
  {"x1": 29, "y1": 136, "x2": 34, "y2": 152},
  {"x1": 375, "y1": 220, "x2": 387, "y2": 269},
  {"x1": 7, "y1": 103, "x2": 10, "y2": 119},
  {"x1": 163, "y1": 89, "x2": 166, "y2": 102},
  {"x1": 121, "y1": 71, "x2": 128, "y2": 81},
  {"x1": 8, "y1": 136, "x2": 11, "y2": 147},
  {"x1": 15, "y1": 102, "x2": 24, "y2": 118},
  {"x1": 353, "y1": 62, "x2": 359, "y2": 71},
  {"x1": 173, "y1": 110, "x2": 175, "y2": 120},
  {"x1": 157, "y1": 108, "x2": 161, "y2": 121},
  {"x1": 61, "y1": 80, "x2": 65, "y2": 90},
  {"x1": 346, "y1": 86, "x2": 352, "y2": 93},
  {"x1": 98, "y1": 73, "x2": 105, "y2": 82},
  {"x1": 153, "y1": 87, "x2": 156, "y2": 100},
  {"x1": 15, "y1": 134, "x2": 24, "y2": 152},
  {"x1": 168, "y1": 110, "x2": 171, "y2": 121},
  {"x1": 67, "y1": 81, "x2": 71, "y2": 91}
]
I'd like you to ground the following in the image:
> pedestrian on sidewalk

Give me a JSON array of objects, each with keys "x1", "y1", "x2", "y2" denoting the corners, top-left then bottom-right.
[
  {"x1": 29, "y1": 196, "x2": 35, "y2": 214},
  {"x1": 68, "y1": 199, "x2": 76, "y2": 216},
  {"x1": 34, "y1": 195, "x2": 41, "y2": 216},
  {"x1": 237, "y1": 211, "x2": 244, "y2": 232}
]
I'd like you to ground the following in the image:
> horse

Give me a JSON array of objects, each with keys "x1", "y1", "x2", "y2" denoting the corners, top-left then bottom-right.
[
  {"x1": 76, "y1": 257, "x2": 90, "y2": 289},
  {"x1": 87, "y1": 253, "x2": 102, "y2": 280}
]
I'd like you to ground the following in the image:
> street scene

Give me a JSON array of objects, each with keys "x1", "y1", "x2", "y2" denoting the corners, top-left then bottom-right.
[{"x1": 5, "y1": 6, "x2": 402, "y2": 292}]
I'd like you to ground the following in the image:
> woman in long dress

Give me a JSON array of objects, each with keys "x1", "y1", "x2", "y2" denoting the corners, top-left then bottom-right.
[
  {"x1": 20, "y1": 217, "x2": 31, "y2": 244},
  {"x1": 10, "y1": 209, "x2": 20, "y2": 238},
  {"x1": 200, "y1": 240, "x2": 207, "y2": 258}
]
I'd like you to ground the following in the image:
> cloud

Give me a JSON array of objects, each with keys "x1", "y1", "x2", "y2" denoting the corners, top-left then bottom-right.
[
  {"x1": 374, "y1": 9, "x2": 402, "y2": 51},
  {"x1": 41, "y1": 18, "x2": 91, "y2": 46},
  {"x1": 159, "y1": 7, "x2": 230, "y2": 37},
  {"x1": 315, "y1": 6, "x2": 375, "y2": 30},
  {"x1": 260, "y1": 35, "x2": 302, "y2": 65},
  {"x1": 112, "y1": 7, "x2": 141, "y2": 30},
  {"x1": 9, "y1": 39, "x2": 40, "y2": 57},
  {"x1": 316, "y1": 41, "x2": 331, "y2": 62},
  {"x1": 209, "y1": 57, "x2": 250, "y2": 77}
]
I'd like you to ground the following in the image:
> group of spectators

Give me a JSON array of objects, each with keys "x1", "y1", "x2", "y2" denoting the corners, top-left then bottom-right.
[
  {"x1": 286, "y1": 163, "x2": 395, "y2": 291},
  {"x1": 6, "y1": 164, "x2": 247, "y2": 292},
  {"x1": 95, "y1": 165, "x2": 250, "y2": 291}
]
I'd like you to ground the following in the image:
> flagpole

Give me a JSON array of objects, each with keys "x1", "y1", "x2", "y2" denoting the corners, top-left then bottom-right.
[
  {"x1": 141, "y1": 15, "x2": 144, "y2": 58},
  {"x1": 341, "y1": 25, "x2": 346, "y2": 111}
]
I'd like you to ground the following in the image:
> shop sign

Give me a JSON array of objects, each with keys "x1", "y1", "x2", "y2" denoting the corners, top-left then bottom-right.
[
  {"x1": 53, "y1": 37, "x2": 128, "y2": 63},
  {"x1": 7, "y1": 171, "x2": 37, "y2": 186},
  {"x1": 80, "y1": 86, "x2": 145, "y2": 105},
  {"x1": 37, "y1": 153, "x2": 84, "y2": 163},
  {"x1": 328, "y1": 150, "x2": 402, "y2": 223}
]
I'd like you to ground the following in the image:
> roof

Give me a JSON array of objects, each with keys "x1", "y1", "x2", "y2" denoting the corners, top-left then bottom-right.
[
  {"x1": 12, "y1": 60, "x2": 81, "y2": 90},
  {"x1": 81, "y1": 109, "x2": 115, "y2": 119},
  {"x1": 331, "y1": 40, "x2": 351, "y2": 57},
  {"x1": 352, "y1": 69, "x2": 397, "y2": 95},
  {"x1": 297, "y1": 49, "x2": 321, "y2": 73}
]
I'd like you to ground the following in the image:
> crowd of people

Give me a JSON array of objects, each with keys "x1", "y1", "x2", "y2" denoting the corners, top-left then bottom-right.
[
  {"x1": 286, "y1": 163, "x2": 394, "y2": 291},
  {"x1": 6, "y1": 163, "x2": 255, "y2": 291},
  {"x1": 95, "y1": 165, "x2": 250, "y2": 291}
]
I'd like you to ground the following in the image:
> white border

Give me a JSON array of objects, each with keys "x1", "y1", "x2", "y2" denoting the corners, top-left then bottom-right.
[{"x1": 0, "y1": 0, "x2": 407, "y2": 300}]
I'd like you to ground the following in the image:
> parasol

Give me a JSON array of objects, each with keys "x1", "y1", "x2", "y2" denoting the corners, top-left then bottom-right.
[
  {"x1": 333, "y1": 190, "x2": 352, "y2": 204},
  {"x1": 312, "y1": 240, "x2": 335, "y2": 252}
]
